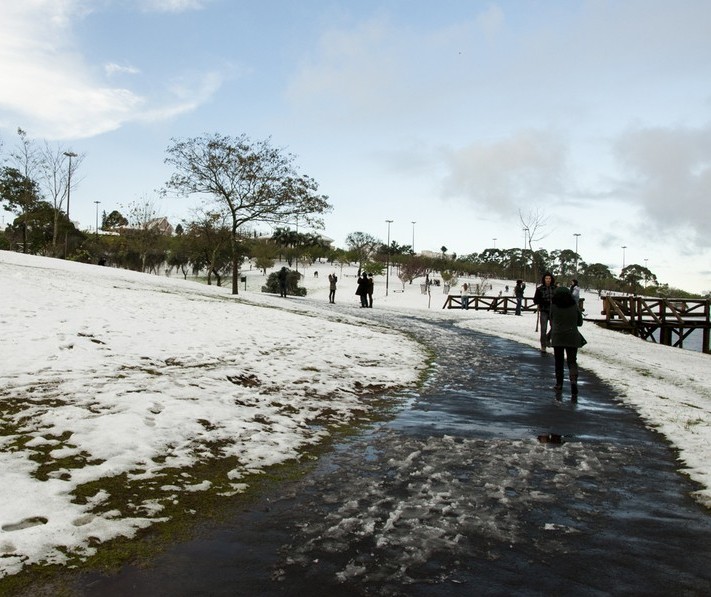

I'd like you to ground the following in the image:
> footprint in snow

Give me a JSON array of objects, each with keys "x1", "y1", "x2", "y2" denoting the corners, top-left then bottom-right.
[{"x1": 2, "y1": 516, "x2": 48, "y2": 532}]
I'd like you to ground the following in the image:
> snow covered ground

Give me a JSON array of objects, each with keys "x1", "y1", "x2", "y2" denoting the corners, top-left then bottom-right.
[{"x1": 1, "y1": 251, "x2": 709, "y2": 579}]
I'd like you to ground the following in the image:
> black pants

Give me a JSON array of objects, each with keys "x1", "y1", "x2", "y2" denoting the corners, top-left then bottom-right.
[{"x1": 553, "y1": 346, "x2": 578, "y2": 385}]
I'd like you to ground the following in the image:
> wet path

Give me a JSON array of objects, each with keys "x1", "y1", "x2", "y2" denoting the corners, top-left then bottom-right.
[{"x1": 77, "y1": 313, "x2": 711, "y2": 596}]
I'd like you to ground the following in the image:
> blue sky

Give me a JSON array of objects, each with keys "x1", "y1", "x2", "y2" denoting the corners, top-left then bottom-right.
[{"x1": 1, "y1": 0, "x2": 710, "y2": 292}]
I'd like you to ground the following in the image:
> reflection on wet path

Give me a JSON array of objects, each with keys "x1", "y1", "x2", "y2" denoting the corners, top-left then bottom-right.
[{"x1": 79, "y1": 313, "x2": 711, "y2": 596}]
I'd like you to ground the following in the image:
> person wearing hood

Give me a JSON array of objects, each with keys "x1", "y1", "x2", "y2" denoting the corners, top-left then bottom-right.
[
  {"x1": 550, "y1": 285, "x2": 585, "y2": 399},
  {"x1": 533, "y1": 271, "x2": 556, "y2": 352}
]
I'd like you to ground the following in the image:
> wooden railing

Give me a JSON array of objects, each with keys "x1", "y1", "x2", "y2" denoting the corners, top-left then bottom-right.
[
  {"x1": 443, "y1": 295, "x2": 585, "y2": 314},
  {"x1": 601, "y1": 296, "x2": 710, "y2": 353}
]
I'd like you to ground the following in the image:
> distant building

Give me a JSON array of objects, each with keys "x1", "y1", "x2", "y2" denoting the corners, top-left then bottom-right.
[
  {"x1": 145, "y1": 217, "x2": 174, "y2": 236},
  {"x1": 111, "y1": 217, "x2": 174, "y2": 236}
]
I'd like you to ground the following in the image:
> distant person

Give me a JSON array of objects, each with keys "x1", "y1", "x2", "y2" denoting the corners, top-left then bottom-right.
[
  {"x1": 514, "y1": 279, "x2": 526, "y2": 316},
  {"x1": 505, "y1": 285, "x2": 509, "y2": 293},
  {"x1": 570, "y1": 278, "x2": 580, "y2": 304},
  {"x1": 367, "y1": 273, "x2": 374, "y2": 308},
  {"x1": 98, "y1": 257, "x2": 107, "y2": 266},
  {"x1": 533, "y1": 271, "x2": 556, "y2": 353},
  {"x1": 277, "y1": 266, "x2": 289, "y2": 298},
  {"x1": 328, "y1": 273, "x2": 338, "y2": 304},
  {"x1": 460, "y1": 282, "x2": 470, "y2": 310},
  {"x1": 549, "y1": 286, "x2": 585, "y2": 400},
  {"x1": 356, "y1": 272, "x2": 369, "y2": 307}
]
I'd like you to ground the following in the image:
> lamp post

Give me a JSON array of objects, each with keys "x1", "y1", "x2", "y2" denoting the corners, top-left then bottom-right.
[
  {"x1": 522, "y1": 228, "x2": 529, "y2": 280},
  {"x1": 411, "y1": 221, "x2": 416, "y2": 253},
  {"x1": 63, "y1": 151, "x2": 77, "y2": 257},
  {"x1": 573, "y1": 233, "x2": 581, "y2": 274},
  {"x1": 621, "y1": 245, "x2": 627, "y2": 271},
  {"x1": 63, "y1": 151, "x2": 77, "y2": 220},
  {"x1": 492, "y1": 237, "x2": 497, "y2": 249},
  {"x1": 385, "y1": 219, "x2": 393, "y2": 296},
  {"x1": 94, "y1": 201, "x2": 101, "y2": 236}
]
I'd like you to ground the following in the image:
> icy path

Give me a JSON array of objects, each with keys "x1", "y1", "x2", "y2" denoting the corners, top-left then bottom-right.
[{"x1": 77, "y1": 312, "x2": 711, "y2": 595}]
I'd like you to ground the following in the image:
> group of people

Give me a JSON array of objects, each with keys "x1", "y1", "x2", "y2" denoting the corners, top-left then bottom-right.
[
  {"x1": 320, "y1": 267, "x2": 584, "y2": 400},
  {"x1": 355, "y1": 272, "x2": 374, "y2": 307},
  {"x1": 533, "y1": 272, "x2": 585, "y2": 400}
]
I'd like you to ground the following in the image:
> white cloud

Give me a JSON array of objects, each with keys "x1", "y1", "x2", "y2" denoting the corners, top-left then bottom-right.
[
  {"x1": 439, "y1": 130, "x2": 569, "y2": 215},
  {"x1": 140, "y1": 0, "x2": 208, "y2": 13},
  {"x1": 0, "y1": 1, "x2": 223, "y2": 139},
  {"x1": 105, "y1": 62, "x2": 141, "y2": 76},
  {"x1": 613, "y1": 123, "x2": 711, "y2": 246}
]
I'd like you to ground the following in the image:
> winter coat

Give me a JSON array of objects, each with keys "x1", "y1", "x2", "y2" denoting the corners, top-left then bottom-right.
[
  {"x1": 533, "y1": 275, "x2": 556, "y2": 313},
  {"x1": 514, "y1": 282, "x2": 525, "y2": 298},
  {"x1": 355, "y1": 275, "x2": 368, "y2": 296},
  {"x1": 550, "y1": 287, "x2": 584, "y2": 347}
]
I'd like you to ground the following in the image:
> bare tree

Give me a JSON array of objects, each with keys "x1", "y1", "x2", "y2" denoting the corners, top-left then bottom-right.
[
  {"x1": 38, "y1": 142, "x2": 84, "y2": 252},
  {"x1": 519, "y1": 207, "x2": 550, "y2": 282}
]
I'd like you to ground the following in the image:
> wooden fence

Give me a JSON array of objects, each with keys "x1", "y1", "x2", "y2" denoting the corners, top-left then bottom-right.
[{"x1": 600, "y1": 296, "x2": 710, "y2": 353}]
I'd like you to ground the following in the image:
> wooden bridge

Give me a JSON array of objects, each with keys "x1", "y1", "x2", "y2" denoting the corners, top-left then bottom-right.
[
  {"x1": 599, "y1": 295, "x2": 710, "y2": 353},
  {"x1": 443, "y1": 293, "x2": 709, "y2": 354},
  {"x1": 443, "y1": 295, "x2": 540, "y2": 314},
  {"x1": 443, "y1": 295, "x2": 586, "y2": 315}
]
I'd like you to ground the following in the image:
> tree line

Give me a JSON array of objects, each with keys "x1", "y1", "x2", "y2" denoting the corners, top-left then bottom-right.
[{"x1": 1, "y1": 129, "x2": 704, "y2": 298}]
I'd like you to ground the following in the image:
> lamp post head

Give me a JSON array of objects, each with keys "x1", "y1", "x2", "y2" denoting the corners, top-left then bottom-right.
[{"x1": 64, "y1": 151, "x2": 77, "y2": 158}]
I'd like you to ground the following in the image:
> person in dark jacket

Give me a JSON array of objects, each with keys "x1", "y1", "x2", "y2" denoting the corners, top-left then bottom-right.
[
  {"x1": 277, "y1": 266, "x2": 289, "y2": 298},
  {"x1": 514, "y1": 279, "x2": 526, "y2": 315},
  {"x1": 550, "y1": 286, "x2": 585, "y2": 399},
  {"x1": 533, "y1": 271, "x2": 556, "y2": 352},
  {"x1": 366, "y1": 273, "x2": 374, "y2": 308},
  {"x1": 356, "y1": 272, "x2": 369, "y2": 307}
]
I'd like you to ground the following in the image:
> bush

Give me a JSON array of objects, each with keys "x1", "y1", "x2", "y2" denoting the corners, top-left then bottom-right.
[{"x1": 261, "y1": 269, "x2": 307, "y2": 296}]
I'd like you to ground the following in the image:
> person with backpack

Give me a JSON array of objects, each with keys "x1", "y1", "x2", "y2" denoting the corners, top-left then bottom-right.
[{"x1": 549, "y1": 285, "x2": 585, "y2": 399}]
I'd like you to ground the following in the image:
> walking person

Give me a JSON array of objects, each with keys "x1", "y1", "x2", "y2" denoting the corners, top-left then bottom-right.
[
  {"x1": 549, "y1": 286, "x2": 585, "y2": 400},
  {"x1": 328, "y1": 273, "x2": 338, "y2": 304},
  {"x1": 570, "y1": 278, "x2": 581, "y2": 307},
  {"x1": 514, "y1": 279, "x2": 526, "y2": 316},
  {"x1": 533, "y1": 271, "x2": 556, "y2": 352}
]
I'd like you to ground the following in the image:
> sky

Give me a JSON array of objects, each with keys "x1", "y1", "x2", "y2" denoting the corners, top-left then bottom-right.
[
  {"x1": 0, "y1": 0, "x2": 710, "y2": 293},
  {"x1": 1, "y1": 250, "x2": 710, "y2": 577}
]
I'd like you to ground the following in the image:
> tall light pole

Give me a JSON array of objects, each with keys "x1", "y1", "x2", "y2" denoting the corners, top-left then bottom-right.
[
  {"x1": 522, "y1": 228, "x2": 529, "y2": 280},
  {"x1": 385, "y1": 219, "x2": 393, "y2": 296},
  {"x1": 94, "y1": 201, "x2": 101, "y2": 236},
  {"x1": 411, "y1": 221, "x2": 416, "y2": 253},
  {"x1": 573, "y1": 233, "x2": 581, "y2": 274},
  {"x1": 492, "y1": 237, "x2": 497, "y2": 249},
  {"x1": 63, "y1": 151, "x2": 77, "y2": 220},
  {"x1": 621, "y1": 245, "x2": 627, "y2": 271},
  {"x1": 63, "y1": 151, "x2": 77, "y2": 257}
]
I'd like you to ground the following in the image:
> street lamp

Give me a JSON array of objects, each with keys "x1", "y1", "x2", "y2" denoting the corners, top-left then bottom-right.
[
  {"x1": 94, "y1": 201, "x2": 101, "y2": 235},
  {"x1": 522, "y1": 228, "x2": 529, "y2": 280},
  {"x1": 492, "y1": 237, "x2": 497, "y2": 249},
  {"x1": 385, "y1": 219, "x2": 393, "y2": 296},
  {"x1": 63, "y1": 151, "x2": 77, "y2": 257},
  {"x1": 63, "y1": 151, "x2": 77, "y2": 220},
  {"x1": 573, "y1": 233, "x2": 581, "y2": 274},
  {"x1": 621, "y1": 245, "x2": 627, "y2": 271},
  {"x1": 411, "y1": 221, "x2": 416, "y2": 253}
]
